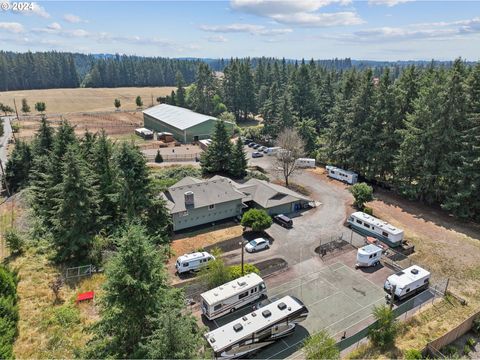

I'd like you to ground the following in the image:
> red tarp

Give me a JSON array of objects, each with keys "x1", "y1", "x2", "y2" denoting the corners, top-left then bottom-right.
[{"x1": 76, "y1": 291, "x2": 94, "y2": 303}]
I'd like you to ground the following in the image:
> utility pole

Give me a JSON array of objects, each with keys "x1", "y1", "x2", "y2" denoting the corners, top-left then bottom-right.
[{"x1": 240, "y1": 240, "x2": 245, "y2": 276}]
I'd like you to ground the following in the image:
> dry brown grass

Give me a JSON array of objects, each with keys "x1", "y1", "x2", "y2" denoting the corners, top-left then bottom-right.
[
  {"x1": 0, "y1": 87, "x2": 175, "y2": 114},
  {"x1": 171, "y1": 224, "x2": 243, "y2": 257},
  {"x1": 11, "y1": 249, "x2": 105, "y2": 358}
]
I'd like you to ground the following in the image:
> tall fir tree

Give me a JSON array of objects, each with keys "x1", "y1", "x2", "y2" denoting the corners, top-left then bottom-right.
[
  {"x1": 229, "y1": 138, "x2": 248, "y2": 179},
  {"x1": 200, "y1": 121, "x2": 232, "y2": 175}
]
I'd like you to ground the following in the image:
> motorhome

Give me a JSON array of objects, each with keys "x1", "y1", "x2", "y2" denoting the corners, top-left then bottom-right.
[
  {"x1": 326, "y1": 165, "x2": 358, "y2": 185},
  {"x1": 134, "y1": 127, "x2": 154, "y2": 140},
  {"x1": 201, "y1": 273, "x2": 267, "y2": 320},
  {"x1": 175, "y1": 252, "x2": 215, "y2": 274},
  {"x1": 348, "y1": 212, "x2": 404, "y2": 247},
  {"x1": 263, "y1": 147, "x2": 281, "y2": 155},
  {"x1": 384, "y1": 265, "x2": 430, "y2": 301},
  {"x1": 356, "y1": 244, "x2": 383, "y2": 268},
  {"x1": 205, "y1": 296, "x2": 309, "y2": 359},
  {"x1": 295, "y1": 158, "x2": 316, "y2": 168}
]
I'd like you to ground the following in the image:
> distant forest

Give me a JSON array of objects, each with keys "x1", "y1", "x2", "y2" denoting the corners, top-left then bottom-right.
[{"x1": 0, "y1": 51, "x2": 472, "y2": 91}]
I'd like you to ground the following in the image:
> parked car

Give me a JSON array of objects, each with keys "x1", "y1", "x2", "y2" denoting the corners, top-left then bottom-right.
[
  {"x1": 252, "y1": 151, "x2": 264, "y2": 158},
  {"x1": 273, "y1": 214, "x2": 293, "y2": 229},
  {"x1": 244, "y1": 138, "x2": 253, "y2": 145},
  {"x1": 245, "y1": 238, "x2": 270, "y2": 253},
  {"x1": 253, "y1": 144, "x2": 261, "y2": 149},
  {"x1": 257, "y1": 146, "x2": 266, "y2": 152},
  {"x1": 248, "y1": 142, "x2": 257, "y2": 148}
]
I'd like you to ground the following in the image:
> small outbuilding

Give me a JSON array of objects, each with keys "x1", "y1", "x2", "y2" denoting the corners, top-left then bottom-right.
[{"x1": 143, "y1": 104, "x2": 235, "y2": 143}]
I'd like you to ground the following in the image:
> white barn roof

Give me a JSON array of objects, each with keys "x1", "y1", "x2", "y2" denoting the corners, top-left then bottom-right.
[{"x1": 143, "y1": 104, "x2": 225, "y2": 130}]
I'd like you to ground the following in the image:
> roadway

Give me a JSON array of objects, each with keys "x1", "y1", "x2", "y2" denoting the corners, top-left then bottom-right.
[{"x1": 0, "y1": 116, "x2": 12, "y2": 167}]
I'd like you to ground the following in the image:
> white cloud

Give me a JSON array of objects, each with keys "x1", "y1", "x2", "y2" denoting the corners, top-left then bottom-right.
[
  {"x1": 63, "y1": 14, "x2": 87, "y2": 24},
  {"x1": 0, "y1": 22, "x2": 25, "y2": 33},
  {"x1": 31, "y1": 2, "x2": 50, "y2": 18},
  {"x1": 200, "y1": 23, "x2": 292, "y2": 36},
  {"x1": 69, "y1": 29, "x2": 89, "y2": 37},
  {"x1": 230, "y1": 0, "x2": 361, "y2": 27},
  {"x1": 368, "y1": 0, "x2": 414, "y2": 7},
  {"x1": 47, "y1": 22, "x2": 62, "y2": 30},
  {"x1": 207, "y1": 35, "x2": 228, "y2": 42}
]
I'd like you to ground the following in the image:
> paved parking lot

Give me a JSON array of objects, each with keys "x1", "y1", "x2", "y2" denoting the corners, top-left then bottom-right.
[{"x1": 203, "y1": 249, "x2": 394, "y2": 359}]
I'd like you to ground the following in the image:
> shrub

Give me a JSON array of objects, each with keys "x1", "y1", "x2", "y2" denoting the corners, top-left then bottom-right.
[
  {"x1": 404, "y1": 348, "x2": 423, "y2": 359},
  {"x1": 0, "y1": 265, "x2": 18, "y2": 359},
  {"x1": 472, "y1": 316, "x2": 480, "y2": 335},
  {"x1": 364, "y1": 206, "x2": 374, "y2": 216},
  {"x1": 466, "y1": 337, "x2": 476, "y2": 347},
  {"x1": 303, "y1": 329, "x2": 340, "y2": 360},
  {"x1": 4, "y1": 228, "x2": 24, "y2": 255},
  {"x1": 245, "y1": 171, "x2": 270, "y2": 182},
  {"x1": 200, "y1": 256, "x2": 231, "y2": 290},
  {"x1": 228, "y1": 263, "x2": 260, "y2": 280},
  {"x1": 45, "y1": 304, "x2": 80, "y2": 328},
  {"x1": 463, "y1": 344, "x2": 471, "y2": 356},
  {"x1": 155, "y1": 150, "x2": 163, "y2": 163},
  {"x1": 349, "y1": 182, "x2": 374, "y2": 210},
  {"x1": 368, "y1": 305, "x2": 398, "y2": 349},
  {"x1": 241, "y1": 209, "x2": 272, "y2": 232},
  {"x1": 442, "y1": 345, "x2": 459, "y2": 358}
]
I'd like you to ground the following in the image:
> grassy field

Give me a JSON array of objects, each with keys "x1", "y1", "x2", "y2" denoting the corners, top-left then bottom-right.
[{"x1": 0, "y1": 87, "x2": 175, "y2": 114}]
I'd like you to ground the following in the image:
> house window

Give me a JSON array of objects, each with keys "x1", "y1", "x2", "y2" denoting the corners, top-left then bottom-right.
[{"x1": 209, "y1": 204, "x2": 215, "y2": 210}]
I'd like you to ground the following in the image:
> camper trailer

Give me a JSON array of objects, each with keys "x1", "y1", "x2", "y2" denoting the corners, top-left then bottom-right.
[
  {"x1": 384, "y1": 265, "x2": 430, "y2": 301},
  {"x1": 295, "y1": 158, "x2": 316, "y2": 168},
  {"x1": 356, "y1": 244, "x2": 383, "y2": 268},
  {"x1": 200, "y1": 273, "x2": 267, "y2": 320},
  {"x1": 326, "y1": 165, "x2": 358, "y2": 185},
  {"x1": 348, "y1": 212, "x2": 404, "y2": 247},
  {"x1": 175, "y1": 252, "x2": 215, "y2": 274},
  {"x1": 205, "y1": 296, "x2": 308, "y2": 359}
]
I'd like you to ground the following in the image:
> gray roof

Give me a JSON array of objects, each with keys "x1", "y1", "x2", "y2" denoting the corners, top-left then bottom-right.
[
  {"x1": 163, "y1": 177, "x2": 245, "y2": 214},
  {"x1": 235, "y1": 178, "x2": 312, "y2": 209},
  {"x1": 143, "y1": 104, "x2": 230, "y2": 130}
]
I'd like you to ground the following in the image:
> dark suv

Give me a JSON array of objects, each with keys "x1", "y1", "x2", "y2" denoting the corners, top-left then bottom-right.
[{"x1": 273, "y1": 214, "x2": 293, "y2": 229}]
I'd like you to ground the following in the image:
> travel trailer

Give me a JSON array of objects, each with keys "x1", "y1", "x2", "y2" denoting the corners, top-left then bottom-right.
[
  {"x1": 326, "y1": 165, "x2": 358, "y2": 185},
  {"x1": 348, "y1": 212, "x2": 404, "y2": 247},
  {"x1": 201, "y1": 273, "x2": 267, "y2": 320},
  {"x1": 384, "y1": 265, "x2": 430, "y2": 301},
  {"x1": 205, "y1": 296, "x2": 309, "y2": 359},
  {"x1": 355, "y1": 244, "x2": 383, "y2": 268},
  {"x1": 295, "y1": 158, "x2": 316, "y2": 168},
  {"x1": 175, "y1": 252, "x2": 215, "y2": 274}
]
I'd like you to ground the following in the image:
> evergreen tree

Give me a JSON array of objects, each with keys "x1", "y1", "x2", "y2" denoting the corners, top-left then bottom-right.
[
  {"x1": 21, "y1": 98, "x2": 30, "y2": 114},
  {"x1": 34, "y1": 101, "x2": 46, "y2": 113},
  {"x1": 32, "y1": 115, "x2": 53, "y2": 156},
  {"x1": 4, "y1": 141, "x2": 32, "y2": 193},
  {"x1": 238, "y1": 61, "x2": 255, "y2": 120},
  {"x1": 136, "y1": 95, "x2": 143, "y2": 108},
  {"x1": 229, "y1": 138, "x2": 248, "y2": 178},
  {"x1": 200, "y1": 121, "x2": 232, "y2": 175},
  {"x1": 191, "y1": 63, "x2": 215, "y2": 115},
  {"x1": 51, "y1": 145, "x2": 97, "y2": 263},
  {"x1": 175, "y1": 71, "x2": 186, "y2": 107},
  {"x1": 86, "y1": 224, "x2": 168, "y2": 358},
  {"x1": 114, "y1": 98, "x2": 121, "y2": 110}
]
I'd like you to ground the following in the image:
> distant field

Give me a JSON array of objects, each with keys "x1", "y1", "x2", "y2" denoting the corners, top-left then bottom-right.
[{"x1": 0, "y1": 86, "x2": 175, "y2": 114}]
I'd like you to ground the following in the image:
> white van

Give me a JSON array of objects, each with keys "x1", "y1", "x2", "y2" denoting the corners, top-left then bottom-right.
[
  {"x1": 384, "y1": 265, "x2": 430, "y2": 301},
  {"x1": 295, "y1": 158, "x2": 316, "y2": 168},
  {"x1": 176, "y1": 252, "x2": 215, "y2": 274},
  {"x1": 356, "y1": 244, "x2": 383, "y2": 268},
  {"x1": 264, "y1": 147, "x2": 281, "y2": 155}
]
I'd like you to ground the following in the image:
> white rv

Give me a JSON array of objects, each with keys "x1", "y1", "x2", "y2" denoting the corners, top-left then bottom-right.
[
  {"x1": 175, "y1": 252, "x2": 215, "y2": 274},
  {"x1": 384, "y1": 265, "x2": 430, "y2": 301},
  {"x1": 356, "y1": 244, "x2": 383, "y2": 268},
  {"x1": 326, "y1": 165, "x2": 358, "y2": 185},
  {"x1": 295, "y1": 158, "x2": 316, "y2": 168},
  {"x1": 205, "y1": 296, "x2": 308, "y2": 359},
  {"x1": 201, "y1": 273, "x2": 267, "y2": 320},
  {"x1": 348, "y1": 212, "x2": 404, "y2": 248}
]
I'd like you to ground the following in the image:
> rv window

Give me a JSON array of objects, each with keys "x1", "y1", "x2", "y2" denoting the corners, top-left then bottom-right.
[
  {"x1": 239, "y1": 291, "x2": 249, "y2": 300},
  {"x1": 382, "y1": 231, "x2": 389, "y2": 237},
  {"x1": 183, "y1": 262, "x2": 189, "y2": 267},
  {"x1": 209, "y1": 204, "x2": 215, "y2": 210},
  {"x1": 213, "y1": 304, "x2": 222, "y2": 311},
  {"x1": 364, "y1": 224, "x2": 370, "y2": 229},
  {"x1": 424, "y1": 279, "x2": 429, "y2": 283},
  {"x1": 406, "y1": 288, "x2": 410, "y2": 293},
  {"x1": 356, "y1": 220, "x2": 362, "y2": 225}
]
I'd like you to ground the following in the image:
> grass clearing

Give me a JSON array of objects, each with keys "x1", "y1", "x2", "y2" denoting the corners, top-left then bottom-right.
[
  {"x1": 11, "y1": 248, "x2": 105, "y2": 358},
  {"x1": 0, "y1": 86, "x2": 175, "y2": 114}
]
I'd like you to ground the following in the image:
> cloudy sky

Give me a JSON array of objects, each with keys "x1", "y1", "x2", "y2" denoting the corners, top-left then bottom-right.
[{"x1": 0, "y1": 0, "x2": 479, "y2": 60}]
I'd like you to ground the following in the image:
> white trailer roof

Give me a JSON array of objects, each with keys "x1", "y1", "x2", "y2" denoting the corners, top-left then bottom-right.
[
  {"x1": 205, "y1": 296, "x2": 303, "y2": 352},
  {"x1": 326, "y1": 165, "x2": 358, "y2": 176},
  {"x1": 177, "y1": 251, "x2": 210, "y2": 263},
  {"x1": 201, "y1": 273, "x2": 264, "y2": 305},
  {"x1": 387, "y1": 265, "x2": 430, "y2": 289},
  {"x1": 351, "y1": 211, "x2": 404, "y2": 236},
  {"x1": 358, "y1": 244, "x2": 383, "y2": 255}
]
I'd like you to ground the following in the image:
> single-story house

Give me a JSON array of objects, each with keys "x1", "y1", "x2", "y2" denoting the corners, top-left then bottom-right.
[
  {"x1": 163, "y1": 176, "x2": 313, "y2": 231},
  {"x1": 143, "y1": 104, "x2": 235, "y2": 143}
]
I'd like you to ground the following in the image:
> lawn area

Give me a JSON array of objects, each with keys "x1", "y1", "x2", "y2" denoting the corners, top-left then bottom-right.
[{"x1": 11, "y1": 249, "x2": 105, "y2": 358}]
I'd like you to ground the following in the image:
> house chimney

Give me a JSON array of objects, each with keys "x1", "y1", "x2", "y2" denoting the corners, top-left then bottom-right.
[{"x1": 184, "y1": 191, "x2": 194, "y2": 206}]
